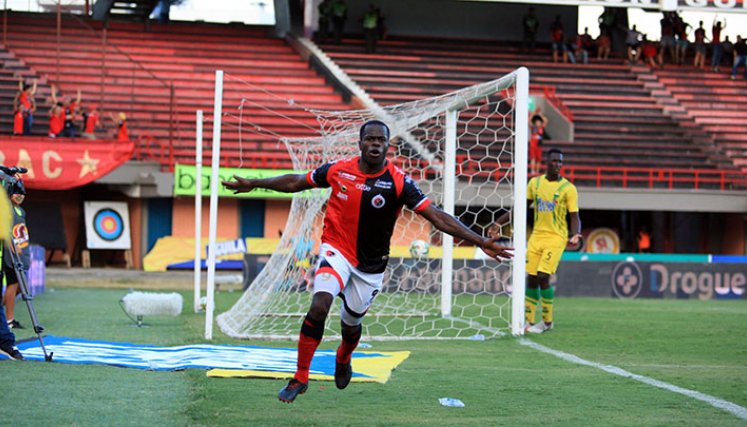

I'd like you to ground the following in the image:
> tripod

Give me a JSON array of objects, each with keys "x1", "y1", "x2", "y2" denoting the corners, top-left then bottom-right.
[{"x1": 5, "y1": 240, "x2": 53, "y2": 361}]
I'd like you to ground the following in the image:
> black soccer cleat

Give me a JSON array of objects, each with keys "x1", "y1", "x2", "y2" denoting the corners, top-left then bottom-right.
[
  {"x1": 278, "y1": 379, "x2": 308, "y2": 403},
  {"x1": 0, "y1": 345, "x2": 24, "y2": 361},
  {"x1": 335, "y1": 361, "x2": 353, "y2": 390}
]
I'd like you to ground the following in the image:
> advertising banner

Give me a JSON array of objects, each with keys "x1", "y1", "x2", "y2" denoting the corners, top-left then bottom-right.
[
  {"x1": 241, "y1": 254, "x2": 746, "y2": 300},
  {"x1": 173, "y1": 164, "x2": 314, "y2": 199},
  {"x1": 0, "y1": 138, "x2": 134, "y2": 190}
]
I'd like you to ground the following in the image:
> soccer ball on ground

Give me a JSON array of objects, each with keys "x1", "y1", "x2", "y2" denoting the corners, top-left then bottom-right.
[{"x1": 409, "y1": 239, "x2": 430, "y2": 259}]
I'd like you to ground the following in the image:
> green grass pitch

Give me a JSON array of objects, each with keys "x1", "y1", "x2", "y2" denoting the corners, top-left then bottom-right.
[{"x1": 3, "y1": 286, "x2": 745, "y2": 426}]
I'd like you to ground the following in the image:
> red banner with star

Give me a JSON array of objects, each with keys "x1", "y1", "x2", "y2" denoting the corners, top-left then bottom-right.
[{"x1": 0, "y1": 137, "x2": 134, "y2": 190}]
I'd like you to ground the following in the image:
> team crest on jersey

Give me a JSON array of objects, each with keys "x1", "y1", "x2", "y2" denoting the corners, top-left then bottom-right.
[{"x1": 371, "y1": 194, "x2": 386, "y2": 208}]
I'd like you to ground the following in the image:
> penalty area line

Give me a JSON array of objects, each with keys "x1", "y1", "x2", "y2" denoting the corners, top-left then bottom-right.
[{"x1": 519, "y1": 339, "x2": 747, "y2": 422}]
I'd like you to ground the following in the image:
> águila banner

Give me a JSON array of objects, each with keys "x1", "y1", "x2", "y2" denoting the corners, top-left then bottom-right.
[{"x1": 0, "y1": 137, "x2": 134, "y2": 190}]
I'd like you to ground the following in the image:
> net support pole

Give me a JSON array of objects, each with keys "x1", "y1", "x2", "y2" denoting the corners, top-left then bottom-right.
[
  {"x1": 193, "y1": 110, "x2": 203, "y2": 313},
  {"x1": 441, "y1": 109, "x2": 457, "y2": 316},
  {"x1": 511, "y1": 67, "x2": 530, "y2": 336},
  {"x1": 205, "y1": 71, "x2": 224, "y2": 340}
]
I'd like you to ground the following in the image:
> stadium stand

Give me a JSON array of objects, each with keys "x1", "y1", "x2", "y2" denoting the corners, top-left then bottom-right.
[
  {"x1": 652, "y1": 67, "x2": 747, "y2": 173},
  {"x1": 318, "y1": 35, "x2": 743, "y2": 187},
  {"x1": 0, "y1": 46, "x2": 53, "y2": 135},
  {"x1": 1, "y1": 11, "x2": 350, "y2": 169}
]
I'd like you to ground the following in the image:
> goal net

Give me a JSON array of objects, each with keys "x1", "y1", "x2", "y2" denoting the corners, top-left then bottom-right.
[{"x1": 216, "y1": 68, "x2": 528, "y2": 340}]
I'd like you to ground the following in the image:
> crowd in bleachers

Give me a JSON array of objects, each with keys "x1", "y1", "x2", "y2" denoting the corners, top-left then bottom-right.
[
  {"x1": 11, "y1": 78, "x2": 127, "y2": 140},
  {"x1": 522, "y1": 8, "x2": 745, "y2": 81}
]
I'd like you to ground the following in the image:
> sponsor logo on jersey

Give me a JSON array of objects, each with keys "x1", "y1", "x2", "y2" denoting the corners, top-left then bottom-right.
[
  {"x1": 371, "y1": 194, "x2": 386, "y2": 208},
  {"x1": 339, "y1": 171, "x2": 357, "y2": 181},
  {"x1": 374, "y1": 180, "x2": 392, "y2": 189},
  {"x1": 536, "y1": 198, "x2": 556, "y2": 212},
  {"x1": 326, "y1": 250, "x2": 336, "y2": 257},
  {"x1": 336, "y1": 192, "x2": 348, "y2": 200},
  {"x1": 355, "y1": 183, "x2": 371, "y2": 192},
  {"x1": 340, "y1": 184, "x2": 348, "y2": 193}
]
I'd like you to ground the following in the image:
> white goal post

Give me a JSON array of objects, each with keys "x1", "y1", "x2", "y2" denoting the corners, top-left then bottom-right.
[{"x1": 212, "y1": 67, "x2": 529, "y2": 340}]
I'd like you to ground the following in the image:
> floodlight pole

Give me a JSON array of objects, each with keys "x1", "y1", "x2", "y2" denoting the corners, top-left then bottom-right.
[
  {"x1": 205, "y1": 71, "x2": 223, "y2": 340},
  {"x1": 194, "y1": 110, "x2": 203, "y2": 313}
]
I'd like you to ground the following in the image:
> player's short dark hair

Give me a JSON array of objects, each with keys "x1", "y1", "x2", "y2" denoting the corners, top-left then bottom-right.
[
  {"x1": 360, "y1": 120, "x2": 390, "y2": 141},
  {"x1": 548, "y1": 148, "x2": 563, "y2": 157}
]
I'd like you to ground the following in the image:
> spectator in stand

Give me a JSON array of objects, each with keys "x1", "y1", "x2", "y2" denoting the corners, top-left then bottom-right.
[
  {"x1": 375, "y1": 5, "x2": 387, "y2": 41},
  {"x1": 48, "y1": 102, "x2": 64, "y2": 138},
  {"x1": 674, "y1": 15, "x2": 691, "y2": 65},
  {"x1": 641, "y1": 35, "x2": 661, "y2": 68},
  {"x1": 361, "y1": 4, "x2": 379, "y2": 54},
  {"x1": 81, "y1": 105, "x2": 100, "y2": 139},
  {"x1": 12, "y1": 79, "x2": 36, "y2": 136},
  {"x1": 156, "y1": 0, "x2": 170, "y2": 23},
  {"x1": 596, "y1": 32, "x2": 611, "y2": 60},
  {"x1": 51, "y1": 86, "x2": 81, "y2": 138},
  {"x1": 625, "y1": 25, "x2": 643, "y2": 64},
  {"x1": 659, "y1": 12, "x2": 676, "y2": 65},
  {"x1": 731, "y1": 35, "x2": 747, "y2": 80},
  {"x1": 529, "y1": 110, "x2": 548, "y2": 175},
  {"x1": 114, "y1": 112, "x2": 129, "y2": 141},
  {"x1": 522, "y1": 7, "x2": 540, "y2": 54},
  {"x1": 711, "y1": 19, "x2": 726, "y2": 72},
  {"x1": 550, "y1": 16, "x2": 565, "y2": 63},
  {"x1": 316, "y1": 0, "x2": 332, "y2": 42},
  {"x1": 598, "y1": 9, "x2": 616, "y2": 38},
  {"x1": 331, "y1": 0, "x2": 347, "y2": 45},
  {"x1": 576, "y1": 28, "x2": 592, "y2": 64},
  {"x1": 12, "y1": 107, "x2": 24, "y2": 136},
  {"x1": 693, "y1": 21, "x2": 708, "y2": 69},
  {"x1": 565, "y1": 34, "x2": 577, "y2": 64},
  {"x1": 721, "y1": 35, "x2": 734, "y2": 67}
]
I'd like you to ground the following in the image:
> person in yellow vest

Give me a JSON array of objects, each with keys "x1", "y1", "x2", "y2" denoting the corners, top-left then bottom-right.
[
  {"x1": 491, "y1": 148, "x2": 581, "y2": 333},
  {"x1": 362, "y1": 4, "x2": 379, "y2": 54},
  {"x1": 331, "y1": 0, "x2": 347, "y2": 44}
]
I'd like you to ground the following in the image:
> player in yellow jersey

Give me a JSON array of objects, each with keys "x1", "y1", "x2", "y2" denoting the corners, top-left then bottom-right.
[{"x1": 491, "y1": 148, "x2": 581, "y2": 334}]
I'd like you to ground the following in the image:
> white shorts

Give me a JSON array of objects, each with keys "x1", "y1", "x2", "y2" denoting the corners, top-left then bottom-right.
[{"x1": 313, "y1": 243, "x2": 384, "y2": 326}]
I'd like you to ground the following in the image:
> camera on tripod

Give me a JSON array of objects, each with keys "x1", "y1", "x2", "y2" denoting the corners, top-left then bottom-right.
[
  {"x1": 0, "y1": 166, "x2": 28, "y2": 195},
  {"x1": 0, "y1": 165, "x2": 53, "y2": 361}
]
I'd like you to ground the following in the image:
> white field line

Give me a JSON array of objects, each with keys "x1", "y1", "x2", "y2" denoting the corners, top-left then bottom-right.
[{"x1": 519, "y1": 339, "x2": 747, "y2": 422}]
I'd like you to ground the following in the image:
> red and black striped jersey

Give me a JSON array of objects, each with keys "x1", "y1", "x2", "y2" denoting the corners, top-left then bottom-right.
[{"x1": 306, "y1": 157, "x2": 431, "y2": 273}]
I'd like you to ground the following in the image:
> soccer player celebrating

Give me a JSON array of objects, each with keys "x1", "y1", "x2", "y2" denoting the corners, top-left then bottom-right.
[
  {"x1": 491, "y1": 148, "x2": 581, "y2": 334},
  {"x1": 223, "y1": 120, "x2": 513, "y2": 403}
]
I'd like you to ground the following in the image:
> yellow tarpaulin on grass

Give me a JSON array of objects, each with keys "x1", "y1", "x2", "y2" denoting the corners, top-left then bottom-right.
[{"x1": 208, "y1": 350, "x2": 410, "y2": 384}]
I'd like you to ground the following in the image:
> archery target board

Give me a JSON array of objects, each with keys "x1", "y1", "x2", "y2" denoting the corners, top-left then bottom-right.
[{"x1": 84, "y1": 201, "x2": 132, "y2": 250}]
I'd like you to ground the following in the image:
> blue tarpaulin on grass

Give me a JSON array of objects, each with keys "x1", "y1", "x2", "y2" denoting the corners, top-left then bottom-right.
[{"x1": 8, "y1": 336, "x2": 408, "y2": 383}]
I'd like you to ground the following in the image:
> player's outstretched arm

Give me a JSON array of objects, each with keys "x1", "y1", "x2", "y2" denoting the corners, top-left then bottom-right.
[
  {"x1": 418, "y1": 205, "x2": 513, "y2": 260},
  {"x1": 222, "y1": 173, "x2": 312, "y2": 194}
]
